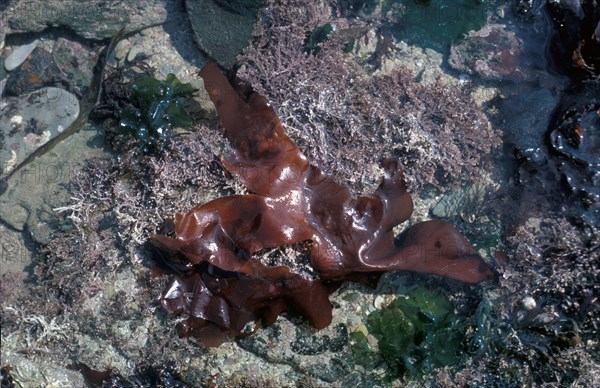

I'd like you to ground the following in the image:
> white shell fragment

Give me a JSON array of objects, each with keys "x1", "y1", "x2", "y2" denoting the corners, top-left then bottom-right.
[{"x1": 521, "y1": 296, "x2": 537, "y2": 311}]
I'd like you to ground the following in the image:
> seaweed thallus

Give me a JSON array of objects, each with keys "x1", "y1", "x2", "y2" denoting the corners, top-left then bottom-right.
[
  {"x1": 148, "y1": 64, "x2": 494, "y2": 347},
  {"x1": 119, "y1": 73, "x2": 194, "y2": 153}
]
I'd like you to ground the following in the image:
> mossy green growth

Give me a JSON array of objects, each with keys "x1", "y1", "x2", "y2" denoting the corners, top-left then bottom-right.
[
  {"x1": 351, "y1": 286, "x2": 466, "y2": 378},
  {"x1": 119, "y1": 73, "x2": 194, "y2": 153},
  {"x1": 304, "y1": 23, "x2": 335, "y2": 55}
]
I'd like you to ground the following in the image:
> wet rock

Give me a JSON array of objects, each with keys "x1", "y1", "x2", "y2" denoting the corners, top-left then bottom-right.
[
  {"x1": 546, "y1": 0, "x2": 600, "y2": 78},
  {"x1": 185, "y1": 0, "x2": 261, "y2": 68},
  {"x1": 4, "y1": 39, "x2": 38, "y2": 71},
  {"x1": 0, "y1": 87, "x2": 81, "y2": 242},
  {"x1": 498, "y1": 85, "x2": 562, "y2": 153},
  {"x1": 4, "y1": 47, "x2": 61, "y2": 96},
  {"x1": 52, "y1": 38, "x2": 97, "y2": 97},
  {"x1": 127, "y1": 44, "x2": 143, "y2": 62},
  {"x1": 548, "y1": 80, "x2": 600, "y2": 212},
  {"x1": 235, "y1": 316, "x2": 355, "y2": 383},
  {"x1": 448, "y1": 24, "x2": 526, "y2": 81},
  {"x1": 508, "y1": 80, "x2": 599, "y2": 224},
  {"x1": 3, "y1": 0, "x2": 168, "y2": 40}
]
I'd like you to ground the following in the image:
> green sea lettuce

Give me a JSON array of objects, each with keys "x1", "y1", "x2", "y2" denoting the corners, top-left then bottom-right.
[
  {"x1": 119, "y1": 73, "x2": 194, "y2": 153},
  {"x1": 352, "y1": 286, "x2": 468, "y2": 378}
]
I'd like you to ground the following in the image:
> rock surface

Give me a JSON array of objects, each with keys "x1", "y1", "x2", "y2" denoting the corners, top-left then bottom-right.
[
  {"x1": 51, "y1": 38, "x2": 97, "y2": 97},
  {"x1": 0, "y1": 223, "x2": 35, "y2": 275},
  {"x1": 185, "y1": 0, "x2": 260, "y2": 67},
  {"x1": 2, "y1": 0, "x2": 168, "y2": 40}
]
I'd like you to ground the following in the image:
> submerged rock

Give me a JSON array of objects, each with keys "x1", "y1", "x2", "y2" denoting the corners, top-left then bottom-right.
[
  {"x1": 0, "y1": 87, "x2": 79, "y2": 239},
  {"x1": 52, "y1": 38, "x2": 97, "y2": 97},
  {"x1": 4, "y1": 47, "x2": 61, "y2": 96},
  {"x1": 498, "y1": 85, "x2": 562, "y2": 153},
  {"x1": 185, "y1": 0, "x2": 261, "y2": 68},
  {"x1": 0, "y1": 122, "x2": 108, "y2": 244},
  {"x1": 1, "y1": 87, "x2": 80, "y2": 173}
]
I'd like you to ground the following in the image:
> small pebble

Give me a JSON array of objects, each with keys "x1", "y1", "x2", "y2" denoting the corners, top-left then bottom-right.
[
  {"x1": 127, "y1": 45, "x2": 143, "y2": 62},
  {"x1": 10, "y1": 115, "x2": 23, "y2": 125},
  {"x1": 373, "y1": 295, "x2": 385, "y2": 309},
  {"x1": 114, "y1": 40, "x2": 130, "y2": 60},
  {"x1": 5, "y1": 40, "x2": 38, "y2": 71},
  {"x1": 521, "y1": 296, "x2": 536, "y2": 311},
  {"x1": 366, "y1": 334, "x2": 379, "y2": 348},
  {"x1": 354, "y1": 324, "x2": 368, "y2": 337}
]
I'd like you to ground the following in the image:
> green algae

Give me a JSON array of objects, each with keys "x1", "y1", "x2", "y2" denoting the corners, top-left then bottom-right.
[
  {"x1": 351, "y1": 286, "x2": 481, "y2": 378},
  {"x1": 119, "y1": 73, "x2": 194, "y2": 153},
  {"x1": 305, "y1": 23, "x2": 335, "y2": 54}
]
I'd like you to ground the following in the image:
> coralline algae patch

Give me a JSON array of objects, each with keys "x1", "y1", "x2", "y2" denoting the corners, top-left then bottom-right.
[
  {"x1": 448, "y1": 24, "x2": 526, "y2": 81},
  {"x1": 0, "y1": 87, "x2": 79, "y2": 175}
]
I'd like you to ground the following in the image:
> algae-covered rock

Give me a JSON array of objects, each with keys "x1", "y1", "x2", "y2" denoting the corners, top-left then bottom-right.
[
  {"x1": 449, "y1": 24, "x2": 526, "y2": 81},
  {"x1": 4, "y1": 47, "x2": 61, "y2": 96},
  {"x1": 52, "y1": 38, "x2": 97, "y2": 97}
]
